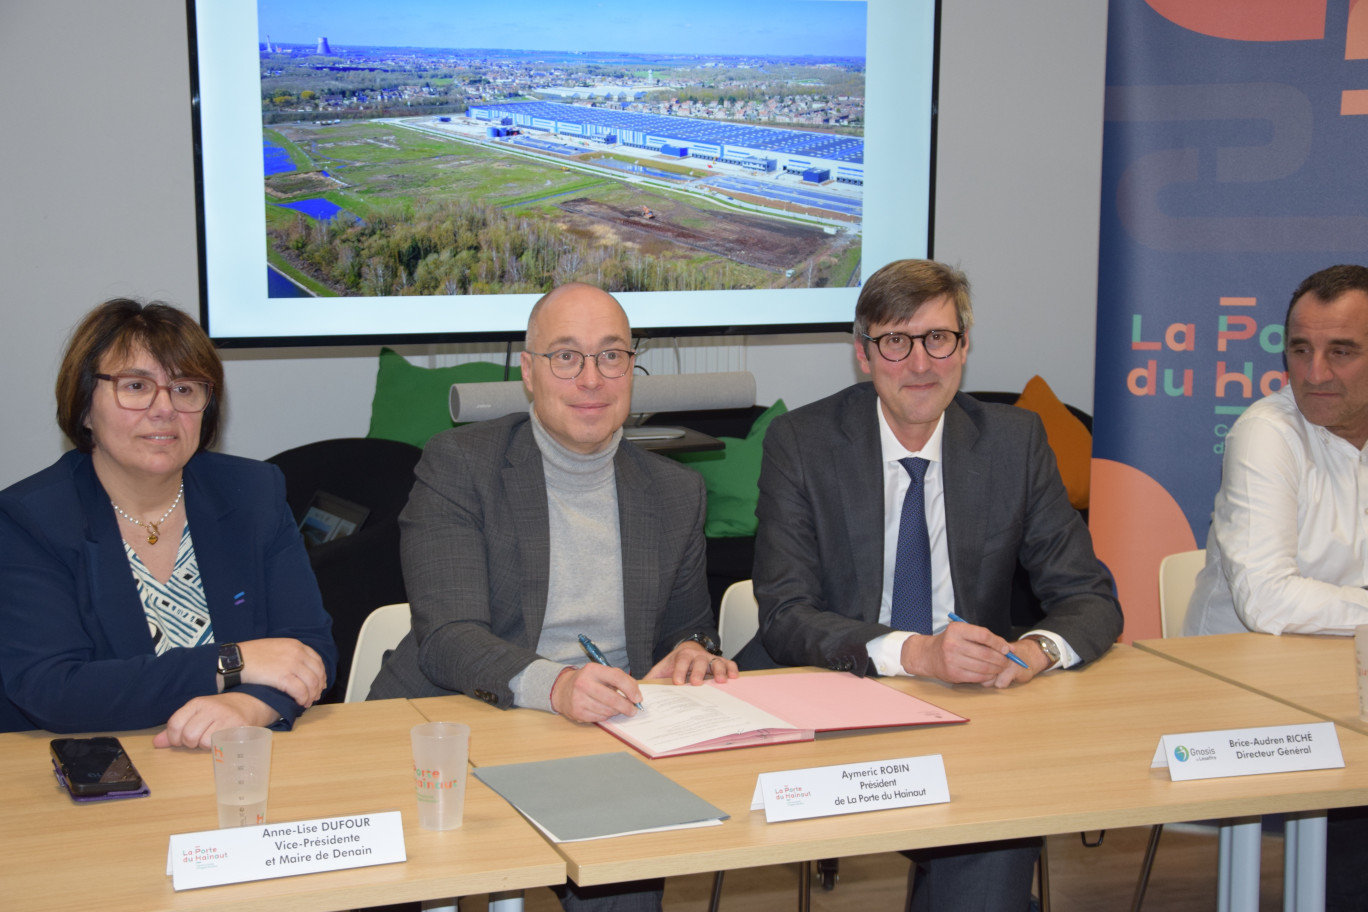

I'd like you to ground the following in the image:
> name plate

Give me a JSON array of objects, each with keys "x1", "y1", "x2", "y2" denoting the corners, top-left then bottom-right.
[
  {"x1": 1151, "y1": 722, "x2": 1343, "y2": 782},
  {"x1": 750, "y1": 755, "x2": 949, "y2": 823},
  {"x1": 167, "y1": 811, "x2": 406, "y2": 890}
]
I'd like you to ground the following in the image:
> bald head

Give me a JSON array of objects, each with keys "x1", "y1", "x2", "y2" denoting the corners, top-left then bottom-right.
[
  {"x1": 526, "y1": 283, "x2": 630, "y2": 351},
  {"x1": 521, "y1": 283, "x2": 636, "y2": 454}
]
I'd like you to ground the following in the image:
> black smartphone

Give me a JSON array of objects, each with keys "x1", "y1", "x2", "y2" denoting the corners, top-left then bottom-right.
[{"x1": 50, "y1": 737, "x2": 143, "y2": 797}]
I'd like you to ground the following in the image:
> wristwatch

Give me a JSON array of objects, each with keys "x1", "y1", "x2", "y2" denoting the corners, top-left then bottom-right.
[
  {"x1": 680, "y1": 632, "x2": 723, "y2": 657},
  {"x1": 1019, "y1": 634, "x2": 1061, "y2": 669},
  {"x1": 217, "y1": 643, "x2": 245, "y2": 689}
]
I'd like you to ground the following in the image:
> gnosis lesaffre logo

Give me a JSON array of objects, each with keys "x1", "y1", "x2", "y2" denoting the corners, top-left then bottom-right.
[{"x1": 1173, "y1": 745, "x2": 1190, "y2": 762}]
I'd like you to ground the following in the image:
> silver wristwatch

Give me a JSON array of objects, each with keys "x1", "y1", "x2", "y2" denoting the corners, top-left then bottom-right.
[{"x1": 1019, "y1": 634, "x2": 1061, "y2": 669}]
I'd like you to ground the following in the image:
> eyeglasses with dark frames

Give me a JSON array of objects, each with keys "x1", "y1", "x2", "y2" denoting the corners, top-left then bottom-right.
[
  {"x1": 861, "y1": 330, "x2": 965, "y2": 362},
  {"x1": 526, "y1": 348, "x2": 637, "y2": 380},
  {"x1": 94, "y1": 373, "x2": 214, "y2": 413}
]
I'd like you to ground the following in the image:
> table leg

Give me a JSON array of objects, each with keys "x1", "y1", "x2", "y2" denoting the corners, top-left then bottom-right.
[
  {"x1": 1284, "y1": 812, "x2": 1326, "y2": 912},
  {"x1": 487, "y1": 890, "x2": 526, "y2": 912},
  {"x1": 1218, "y1": 818, "x2": 1262, "y2": 912}
]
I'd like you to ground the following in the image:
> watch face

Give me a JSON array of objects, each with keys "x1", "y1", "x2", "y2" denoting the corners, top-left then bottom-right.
[
  {"x1": 217, "y1": 644, "x2": 243, "y2": 673},
  {"x1": 1033, "y1": 637, "x2": 1060, "y2": 663}
]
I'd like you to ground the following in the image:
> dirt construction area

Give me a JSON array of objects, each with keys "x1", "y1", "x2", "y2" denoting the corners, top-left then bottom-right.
[{"x1": 557, "y1": 196, "x2": 835, "y2": 271}]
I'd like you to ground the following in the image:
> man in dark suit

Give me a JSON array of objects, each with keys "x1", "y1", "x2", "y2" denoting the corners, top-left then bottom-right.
[
  {"x1": 750, "y1": 259, "x2": 1123, "y2": 912},
  {"x1": 370, "y1": 282, "x2": 735, "y2": 912}
]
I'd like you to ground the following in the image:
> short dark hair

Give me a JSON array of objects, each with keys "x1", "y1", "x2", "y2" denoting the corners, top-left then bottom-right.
[
  {"x1": 56, "y1": 299, "x2": 225, "y2": 453},
  {"x1": 854, "y1": 259, "x2": 974, "y2": 346},
  {"x1": 1285, "y1": 264, "x2": 1368, "y2": 330}
]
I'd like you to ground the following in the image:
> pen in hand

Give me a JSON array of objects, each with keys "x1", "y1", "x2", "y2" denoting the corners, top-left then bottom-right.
[
  {"x1": 578, "y1": 634, "x2": 645, "y2": 711},
  {"x1": 946, "y1": 612, "x2": 1031, "y2": 669}
]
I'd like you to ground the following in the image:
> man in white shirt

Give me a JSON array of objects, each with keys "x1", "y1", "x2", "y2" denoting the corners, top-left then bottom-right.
[
  {"x1": 1185, "y1": 264, "x2": 1368, "y2": 912},
  {"x1": 748, "y1": 258, "x2": 1123, "y2": 912},
  {"x1": 1187, "y1": 264, "x2": 1368, "y2": 637}
]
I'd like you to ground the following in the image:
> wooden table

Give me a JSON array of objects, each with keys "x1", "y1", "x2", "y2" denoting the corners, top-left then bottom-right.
[
  {"x1": 3, "y1": 698, "x2": 564, "y2": 912},
  {"x1": 1134, "y1": 632, "x2": 1368, "y2": 909},
  {"x1": 411, "y1": 645, "x2": 1368, "y2": 902},
  {"x1": 1135, "y1": 632, "x2": 1365, "y2": 734}
]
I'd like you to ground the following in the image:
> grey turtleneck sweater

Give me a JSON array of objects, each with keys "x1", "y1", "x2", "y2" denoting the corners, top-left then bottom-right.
[{"x1": 508, "y1": 408, "x2": 628, "y2": 711}]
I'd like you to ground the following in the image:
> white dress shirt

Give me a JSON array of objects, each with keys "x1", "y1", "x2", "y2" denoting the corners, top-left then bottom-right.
[
  {"x1": 865, "y1": 400, "x2": 1073, "y2": 674},
  {"x1": 1186, "y1": 385, "x2": 1368, "y2": 636}
]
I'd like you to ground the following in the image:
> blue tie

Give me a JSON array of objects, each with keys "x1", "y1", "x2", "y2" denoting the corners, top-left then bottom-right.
[{"x1": 891, "y1": 457, "x2": 933, "y2": 634}]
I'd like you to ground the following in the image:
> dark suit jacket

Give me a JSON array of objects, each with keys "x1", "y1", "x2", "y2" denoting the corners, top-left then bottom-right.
[
  {"x1": 752, "y1": 384, "x2": 1121, "y2": 674},
  {"x1": 368, "y1": 413, "x2": 716, "y2": 708},
  {"x1": 0, "y1": 450, "x2": 337, "y2": 733}
]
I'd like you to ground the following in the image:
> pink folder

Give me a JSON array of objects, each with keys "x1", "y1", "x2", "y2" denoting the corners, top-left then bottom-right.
[{"x1": 709, "y1": 672, "x2": 967, "y2": 733}]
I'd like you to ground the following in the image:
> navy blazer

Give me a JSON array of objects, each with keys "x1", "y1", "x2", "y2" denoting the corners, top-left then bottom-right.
[
  {"x1": 0, "y1": 450, "x2": 336, "y2": 733},
  {"x1": 752, "y1": 384, "x2": 1122, "y2": 674}
]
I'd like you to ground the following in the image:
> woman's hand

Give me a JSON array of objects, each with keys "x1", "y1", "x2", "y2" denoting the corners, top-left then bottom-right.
[
  {"x1": 232, "y1": 638, "x2": 327, "y2": 707},
  {"x1": 153, "y1": 692, "x2": 278, "y2": 749}
]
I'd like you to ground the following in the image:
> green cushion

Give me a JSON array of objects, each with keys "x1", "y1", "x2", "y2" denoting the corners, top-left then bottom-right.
[
  {"x1": 674, "y1": 400, "x2": 787, "y2": 538},
  {"x1": 367, "y1": 347, "x2": 522, "y2": 448}
]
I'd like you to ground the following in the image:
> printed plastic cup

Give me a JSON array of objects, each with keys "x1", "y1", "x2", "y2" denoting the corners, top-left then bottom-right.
[
  {"x1": 411, "y1": 721, "x2": 470, "y2": 830},
  {"x1": 1356, "y1": 626, "x2": 1368, "y2": 721},
  {"x1": 211, "y1": 726, "x2": 273, "y2": 828}
]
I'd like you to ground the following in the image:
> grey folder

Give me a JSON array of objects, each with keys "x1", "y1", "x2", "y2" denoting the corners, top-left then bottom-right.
[{"x1": 473, "y1": 751, "x2": 729, "y2": 842}]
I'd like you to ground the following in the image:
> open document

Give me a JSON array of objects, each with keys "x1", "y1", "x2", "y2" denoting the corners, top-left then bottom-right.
[{"x1": 600, "y1": 672, "x2": 967, "y2": 759}]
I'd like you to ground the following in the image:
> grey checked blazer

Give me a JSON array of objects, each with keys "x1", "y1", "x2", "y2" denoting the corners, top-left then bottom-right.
[{"x1": 368, "y1": 413, "x2": 715, "y2": 707}]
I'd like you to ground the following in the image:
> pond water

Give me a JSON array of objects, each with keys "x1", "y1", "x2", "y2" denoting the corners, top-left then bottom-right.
[
  {"x1": 264, "y1": 139, "x2": 295, "y2": 176},
  {"x1": 277, "y1": 198, "x2": 346, "y2": 220},
  {"x1": 267, "y1": 266, "x2": 311, "y2": 297}
]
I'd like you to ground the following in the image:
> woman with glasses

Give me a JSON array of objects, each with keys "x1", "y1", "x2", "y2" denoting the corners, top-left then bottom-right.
[{"x1": 0, "y1": 299, "x2": 336, "y2": 746}]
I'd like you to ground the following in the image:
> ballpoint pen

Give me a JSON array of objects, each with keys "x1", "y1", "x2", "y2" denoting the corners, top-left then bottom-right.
[
  {"x1": 578, "y1": 633, "x2": 645, "y2": 710},
  {"x1": 946, "y1": 612, "x2": 1031, "y2": 669}
]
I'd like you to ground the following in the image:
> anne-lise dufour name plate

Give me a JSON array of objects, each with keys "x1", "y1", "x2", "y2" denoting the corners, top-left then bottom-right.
[
  {"x1": 166, "y1": 811, "x2": 406, "y2": 890},
  {"x1": 750, "y1": 755, "x2": 950, "y2": 823},
  {"x1": 1151, "y1": 722, "x2": 1343, "y2": 782}
]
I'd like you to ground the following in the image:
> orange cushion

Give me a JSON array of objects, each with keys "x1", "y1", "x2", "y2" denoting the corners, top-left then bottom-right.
[{"x1": 1014, "y1": 375, "x2": 1091, "y2": 510}]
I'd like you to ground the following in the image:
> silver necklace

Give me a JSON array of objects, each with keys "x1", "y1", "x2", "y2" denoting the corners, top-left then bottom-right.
[{"x1": 111, "y1": 480, "x2": 184, "y2": 545}]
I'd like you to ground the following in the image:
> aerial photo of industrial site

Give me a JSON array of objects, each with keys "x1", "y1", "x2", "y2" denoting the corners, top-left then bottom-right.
[{"x1": 258, "y1": 0, "x2": 867, "y2": 298}]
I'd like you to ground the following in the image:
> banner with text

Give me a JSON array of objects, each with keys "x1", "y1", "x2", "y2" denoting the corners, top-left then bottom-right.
[{"x1": 1092, "y1": 0, "x2": 1368, "y2": 638}]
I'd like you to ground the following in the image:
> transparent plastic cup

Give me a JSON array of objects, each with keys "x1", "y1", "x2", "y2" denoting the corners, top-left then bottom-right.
[
  {"x1": 411, "y1": 722, "x2": 470, "y2": 830},
  {"x1": 211, "y1": 726, "x2": 272, "y2": 828}
]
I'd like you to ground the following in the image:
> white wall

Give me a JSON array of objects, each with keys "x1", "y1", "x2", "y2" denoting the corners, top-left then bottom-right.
[{"x1": 0, "y1": 0, "x2": 1107, "y2": 488}]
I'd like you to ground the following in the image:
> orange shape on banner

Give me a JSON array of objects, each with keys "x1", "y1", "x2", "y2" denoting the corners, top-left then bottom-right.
[
  {"x1": 1145, "y1": 0, "x2": 1325, "y2": 42},
  {"x1": 1349, "y1": 0, "x2": 1368, "y2": 58},
  {"x1": 1088, "y1": 458, "x2": 1198, "y2": 642},
  {"x1": 1342, "y1": 89, "x2": 1368, "y2": 114}
]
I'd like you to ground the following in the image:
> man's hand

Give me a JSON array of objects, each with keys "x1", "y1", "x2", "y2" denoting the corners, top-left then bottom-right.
[
  {"x1": 988, "y1": 636, "x2": 1054, "y2": 689},
  {"x1": 899, "y1": 619, "x2": 1022, "y2": 685},
  {"x1": 644, "y1": 641, "x2": 739, "y2": 685},
  {"x1": 550, "y1": 663, "x2": 642, "y2": 723},
  {"x1": 235, "y1": 638, "x2": 327, "y2": 708},
  {"x1": 153, "y1": 692, "x2": 279, "y2": 750}
]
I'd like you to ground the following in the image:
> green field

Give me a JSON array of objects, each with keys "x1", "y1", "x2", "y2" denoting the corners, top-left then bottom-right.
[{"x1": 262, "y1": 119, "x2": 855, "y2": 296}]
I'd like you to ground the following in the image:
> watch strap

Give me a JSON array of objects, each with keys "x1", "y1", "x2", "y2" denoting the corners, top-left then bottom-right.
[
  {"x1": 217, "y1": 643, "x2": 244, "y2": 690},
  {"x1": 681, "y1": 632, "x2": 723, "y2": 657}
]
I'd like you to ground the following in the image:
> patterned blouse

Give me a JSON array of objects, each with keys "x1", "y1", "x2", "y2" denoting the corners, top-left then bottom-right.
[{"x1": 123, "y1": 524, "x2": 213, "y2": 655}]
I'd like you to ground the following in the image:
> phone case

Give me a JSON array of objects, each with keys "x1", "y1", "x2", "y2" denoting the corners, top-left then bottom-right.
[{"x1": 52, "y1": 760, "x2": 150, "y2": 802}]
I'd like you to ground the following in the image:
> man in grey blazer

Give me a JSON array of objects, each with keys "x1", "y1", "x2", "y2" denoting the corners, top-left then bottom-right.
[
  {"x1": 750, "y1": 259, "x2": 1122, "y2": 912},
  {"x1": 370, "y1": 282, "x2": 736, "y2": 912}
]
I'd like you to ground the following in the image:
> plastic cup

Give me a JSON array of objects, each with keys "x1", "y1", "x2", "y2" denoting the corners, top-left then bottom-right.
[
  {"x1": 211, "y1": 726, "x2": 272, "y2": 828},
  {"x1": 1356, "y1": 626, "x2": 1368, "y2": 722},
  {"x1": 411, "y1": 721, "x2": 470, "y2": 830}
]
